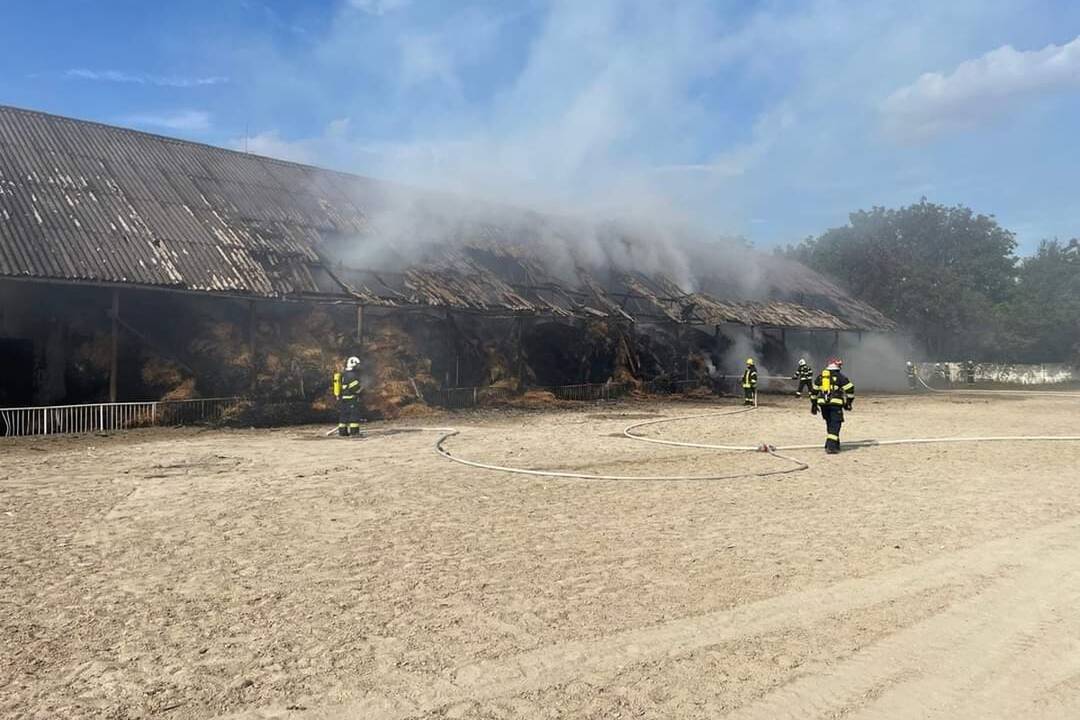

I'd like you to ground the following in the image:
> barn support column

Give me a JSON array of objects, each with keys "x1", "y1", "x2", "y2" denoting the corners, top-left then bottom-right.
[
  {"x1": 355, "y1": 305, "x2": 365, "y2": 345},
  {"x1": 248, "y1": 300, "x2": 257, "y2": 395},
  {"x1": 108, "y1": 289, "x2": 119, "y2": 403},
  {"x1": 515, "y1": 317, "x2": 526, "y2": 390}
]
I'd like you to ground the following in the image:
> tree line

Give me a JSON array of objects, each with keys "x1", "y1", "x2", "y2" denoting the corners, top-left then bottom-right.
[{"x1": 781, "y1": 198, "x2": 1080, "y2": 363}]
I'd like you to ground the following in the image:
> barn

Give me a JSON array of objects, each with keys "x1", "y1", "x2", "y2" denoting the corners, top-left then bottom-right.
[{"x1": 0, "y1": 105, "x2": 893, "y2": 418}]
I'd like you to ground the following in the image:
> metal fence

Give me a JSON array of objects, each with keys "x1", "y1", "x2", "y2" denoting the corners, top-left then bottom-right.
[
  {"x1": 545, "y1": 382, "x2": 632, "y2": 402},
  {"x1": 0, "y1": 397, "x2": 242, "y2": 439},
  {"x1": 430, "y1": 379, "x2": 715, "y2": 409},
  {"x1": 429, "y1": 386, "x2": 482, "y2": 409},
  {"x1": 641, "y1": 378, "x2": 711, "y2": 395}
]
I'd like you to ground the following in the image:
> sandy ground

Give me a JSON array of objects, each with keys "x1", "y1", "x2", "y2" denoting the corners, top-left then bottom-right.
[{"x1": 3, "y1": 392, "x2": 1080, "y2": 719}]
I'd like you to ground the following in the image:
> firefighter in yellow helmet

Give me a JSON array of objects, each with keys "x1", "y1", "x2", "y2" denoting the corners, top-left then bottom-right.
[
  {"x1": 333, "y1": 355, "x2": 364, "y2": 437},
  {"x1": 741, "y1": 358, "x2": 758, "y2": 406},
  {"x1": 810, "y1": 358, "x2": 855, "y2": 454}
]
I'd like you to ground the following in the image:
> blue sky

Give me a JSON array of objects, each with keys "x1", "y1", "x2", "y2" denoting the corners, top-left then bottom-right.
[{"x1": 5, "y1": 0, "x2": 1080, "y2": 253}]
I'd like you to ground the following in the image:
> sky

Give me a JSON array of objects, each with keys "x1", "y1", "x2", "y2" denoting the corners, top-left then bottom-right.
[{"x1": 4, "y1": 0, "x2": 1080, "y2": 253}]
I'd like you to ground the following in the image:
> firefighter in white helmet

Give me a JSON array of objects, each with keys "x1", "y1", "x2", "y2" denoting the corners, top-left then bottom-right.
[
  {"x1": 906, "y1": 361, "x2": 917, "y2": 390},
  {"x1": 333, "y1": 355, "x2": 364, "y2": 437},
  {"x1": 792, "y1": 358, "x2": 813, "y2": 397}
]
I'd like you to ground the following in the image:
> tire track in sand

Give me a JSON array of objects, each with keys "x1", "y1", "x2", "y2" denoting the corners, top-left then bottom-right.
[
  {"x1": 724, "y1": 538, "x2": 1080, "y2": 719},
  {"x1": 217, "y1": 516, "x2": 1080, "y2": 720}
]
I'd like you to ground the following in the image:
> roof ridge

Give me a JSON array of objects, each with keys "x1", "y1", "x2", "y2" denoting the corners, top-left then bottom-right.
[{"x1": 0, "y1": 102, "x2": 376, "y2": 183}]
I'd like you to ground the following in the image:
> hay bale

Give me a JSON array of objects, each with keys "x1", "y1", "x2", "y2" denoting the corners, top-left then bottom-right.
[
  {"x1": 141, "y1": 356, "x2": 186, "y2": 389},
  {"x1": 161, "y1": 378, "x2": 197, "y2": 401}
]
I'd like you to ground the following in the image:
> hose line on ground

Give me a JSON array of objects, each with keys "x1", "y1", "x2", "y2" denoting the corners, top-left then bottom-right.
[
  {"x1": 623, "y1": 407, "x2": 1080, "y2": 453},
  {"x1": 917, "y1": 374, "x2": 1080, "y2": 398},
  {"x1": 327, "y1": 382, "x2": 1080, "y2": 481},
  {"x1": 338, "y1": 410, "x2": 809, "y2": 481}
]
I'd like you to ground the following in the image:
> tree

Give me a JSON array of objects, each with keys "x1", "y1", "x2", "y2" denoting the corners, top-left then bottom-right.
[
  {"x1": 997, "y1": 239, "x2": 1080, "y2": 363},
  {"x1": 784, "y1": 199, "x2": 1017, "y2": 358}
]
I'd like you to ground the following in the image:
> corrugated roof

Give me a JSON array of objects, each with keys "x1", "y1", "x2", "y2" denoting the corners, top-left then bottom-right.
[
  {"x1": 0, "y1": 105, "x2": 894, "y2": 331},
  {"x1": 0, "y1": 105, "x2": 350, "y2": 297}
]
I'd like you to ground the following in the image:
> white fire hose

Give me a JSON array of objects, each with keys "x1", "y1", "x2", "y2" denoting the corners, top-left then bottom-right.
[
  {"x1": 325, "y1": 379, "x2": 1080, "y2": 481},
  {"x1": 330, "y1": 408, "x2": 808, "y2": 481}
]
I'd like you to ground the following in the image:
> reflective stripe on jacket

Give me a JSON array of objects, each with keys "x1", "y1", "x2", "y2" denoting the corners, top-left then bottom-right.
[{"x1": 340, "y1": 370, "x2": 363, "y2": 400}]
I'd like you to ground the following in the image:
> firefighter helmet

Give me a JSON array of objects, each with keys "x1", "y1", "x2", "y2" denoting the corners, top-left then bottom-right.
[
  {"x1": 345, "y1": 356, "x2": 360, "y2": 371},
  {"x1": 798, "y1": 358, "x2": 807, "y2": 366},
  {"x1": 826, "y1": 358, "x2": 841, "y2": 371},
  {"x1": 746, "y1": 358, "x2": 755, "y2": 366}
]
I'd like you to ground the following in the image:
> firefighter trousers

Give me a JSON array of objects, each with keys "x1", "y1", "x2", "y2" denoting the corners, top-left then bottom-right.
[
  {"x1": 821, "y1": 405, "x2": 844, "y2": 452},
  {"x1": 796, "y1": 379, "x2": 813, "y2": 396},
  {"x1": 743, "y1": 386, "x2": 756, "y2": 405},
  {"x1": 338, "y1": 397, "x2": 363, "y2": 436}
]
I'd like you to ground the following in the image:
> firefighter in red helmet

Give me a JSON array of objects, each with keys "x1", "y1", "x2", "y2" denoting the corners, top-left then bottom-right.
[{"x1": 810, "y1": 358, "x2": 856, "y2": 454}]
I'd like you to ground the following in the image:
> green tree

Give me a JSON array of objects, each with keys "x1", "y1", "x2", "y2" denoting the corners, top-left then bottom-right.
[
  {"x1": 784, "y1": 199, "x2": 1017, "y2": 358},
  {"x1": 997, "y1": 239, "x2": 1080, "y2": 363}
]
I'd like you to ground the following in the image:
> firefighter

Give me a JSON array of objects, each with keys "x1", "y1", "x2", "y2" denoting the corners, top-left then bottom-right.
[
  {"x1": 906, "y1": 361, "x2": 918, "y2": 390},
  {"x1": 334, "y1": 355, "x2": 364, "y2": 437},
  {"x1": 810, "y1": 358, "x2": 855, "y2": 454},
  {"x1": 935, "y1": 362, "x2": 949, "y2": 384},
  {"x1": 965, "y1": 359, "x2": 976, "y2": 385},
  {"x1": 741, "y1": 358, "x2": 758, "y2": 406},
  {"x1": 792, "y1": 358, "x2": 814, "y2": 397}
]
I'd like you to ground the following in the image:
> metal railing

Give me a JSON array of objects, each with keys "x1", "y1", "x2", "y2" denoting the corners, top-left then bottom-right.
[
  {"x1": 545, "y1": 382, "x2": 631, "y2": 402},
  {"x1": 641, "y1": 378, "x2": 711, "y2": 395},
  {"x1": 430, "y1": 378, "x2": 719, "y2": 408},
  {"x1": 0, "y1": 397, "x2": 242, "y2": 439},
  {"x1": 429, "y1": 386, "x2": 482, "y2": 409}
]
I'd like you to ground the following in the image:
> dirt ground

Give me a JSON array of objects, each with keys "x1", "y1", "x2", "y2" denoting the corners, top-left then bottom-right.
[{"x1": 3, "y1": 392, "x2": 1080, "y2": 719}]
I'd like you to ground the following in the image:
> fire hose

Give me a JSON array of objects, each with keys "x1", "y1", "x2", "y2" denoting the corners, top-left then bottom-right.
[
  {"x1": 624, "y1": 377, "x2": 1080, "y2": 453},
  {"x1": 326, "y1": 381, "x2": 1080, "y2": 480},
  {"x1": 330, "y1": 407, "x2": 809, "y2": 481}
]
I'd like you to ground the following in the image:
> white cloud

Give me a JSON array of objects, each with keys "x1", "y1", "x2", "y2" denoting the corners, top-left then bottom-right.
[
  {"x1": 228, "y1": 130, "x2": 317, "y2": 163},
  {"x1": 396, "y1": 32, "x2": 460, "y2": 90},
  {"x1": 655, "y1": 105, "x2": 796, "y2": 178},
  {"x1": 882, "y1": 35, "x2": 1080, "y2": 141},
  {"x1": 348, "y1": 0, "x2": 409, "y2": 16},
  {"x1": 65, "y1": 69, "x2": 229, "y2": 87},
  {"x1": 225, "y1": 127, "x2": 347, "y2": 166},
  {"x1": 121, "y1": 110, "x2": 213, "y2": 132},
  {"x1": 221, "y1": 0, "x2": 1080, "y2": 246}
]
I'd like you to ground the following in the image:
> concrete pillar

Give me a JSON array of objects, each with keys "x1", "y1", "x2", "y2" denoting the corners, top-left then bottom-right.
[
  {"x1": 109, "y1": 289, "x2": 119, "y2": 403},
  {"x1": 248, "y1": 300, "x2": 257, "y2": 395}
]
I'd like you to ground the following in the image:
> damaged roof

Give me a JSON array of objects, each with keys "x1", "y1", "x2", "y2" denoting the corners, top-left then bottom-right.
[{"x1": 0, "y1": 105, "x2": 894, "y2": 332}]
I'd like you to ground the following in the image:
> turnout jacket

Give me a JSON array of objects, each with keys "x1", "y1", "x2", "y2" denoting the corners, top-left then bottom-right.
[
  {"x1": 810, "y1": 369, "x2": 855, "y2": 407},
  {"x1": 794, "y1": 364, "x2": 814, "y2": 382},
  {"x1": 741, "y1": 366, "x2": 758, "y2": 389},
  {"x1": 340, "y1": 369, "x2": 363, "y2": 400}
]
